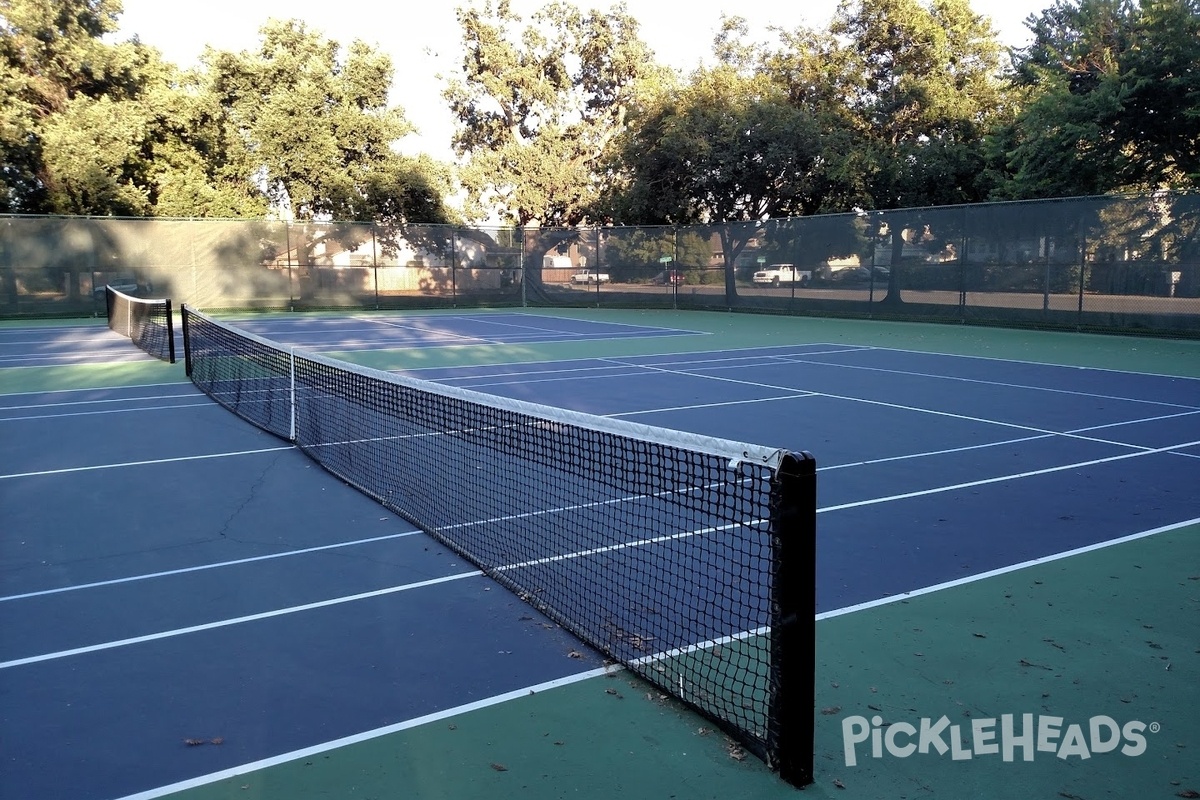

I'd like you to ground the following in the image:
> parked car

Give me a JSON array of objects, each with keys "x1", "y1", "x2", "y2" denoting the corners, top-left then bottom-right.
[
  {"x1": 655, "y1": 269, "x2": 685, "y2": 285},
  {"x1": 571, "y1": 270, "x2": 610, "y2": 284},
  {"x1": 752, "y1": 264, "x2": 812, "y2": 287}
]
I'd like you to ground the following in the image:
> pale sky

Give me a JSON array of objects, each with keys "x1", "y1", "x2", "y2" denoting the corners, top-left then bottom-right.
[{"x1": 115, "y1": 0, "x2": 1047, "y2": 161}]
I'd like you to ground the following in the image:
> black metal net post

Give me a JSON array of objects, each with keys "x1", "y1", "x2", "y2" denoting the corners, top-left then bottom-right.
[{"x1": 768, "y1": 450, "x2": 817, "y2": 787}]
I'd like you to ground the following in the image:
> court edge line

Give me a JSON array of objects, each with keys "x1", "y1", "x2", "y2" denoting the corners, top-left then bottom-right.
[
  {"x1": 0, "y1": 401, "x2": 217, "y2": 422},
  {"x1": 0, "y1": 530, "x2": 426, "y2": 603},
  {"x1": 0, "y1": 570, "x2": 483, "y2": 670},
  {"x1": 818, "y1": 437, "x2": 1200, "y2": 513},
  {"x1": 329, "y1": 330, "x2": 709, "y2": 358},
  {"x1": 391, "y1": 335, "x2": 1197, "y2": 384},
  {"x1": 602, "y1": 355, "x2": 1200, "y2": 455},
  {"x1": 112, "y1": 517, "x2": 1197, "y2": 800},
  {"x1": 815, "y1": 516, "x2": 1200, "y2": 621},
  {"x1": 110, "y1": 667, "x2": 614, "y2": 800},
  {"x1": 0, "y1": 446, "x2": 296, "y2": 480},
  {"x1": 767, "y1": 352, "x2": 1200, "y2": 411},
  {"x1": 0, "y1": 390, "x2": 201, "y2": 410},
  {"x1": 0, "y1": 380, "x2": 187, "y2": 398}
]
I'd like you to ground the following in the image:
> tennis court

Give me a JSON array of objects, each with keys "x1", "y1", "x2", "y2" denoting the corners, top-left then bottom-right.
[{"x1": 1, "y1": 307, "x2": 1197, "y2": 800}]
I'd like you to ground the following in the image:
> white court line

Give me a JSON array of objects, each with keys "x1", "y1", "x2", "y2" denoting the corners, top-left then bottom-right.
[
  {"x1": 818, "y1": 438, "x2": 1200, "y2": 513},
  {"x1": 817, "y1": 409, "x2": 1200, "y2": 472},
  {"x1": 455, "y1": 315, "x2": 624, "y2": 336},
  {"x1": 416, "y1": 346, "x2": 864, "y2": 387},
  {"x1": 0, "y1": 571, "x2": 483, "y2": 670},
  {"x1": 331, "y1": 331, "x2": 710, "y2": 357},
  {"x1": 0, "y1": 381, "x2": 188, "y2": 398},
  {"x1": 9, "y1": 436, "x2": 1196, "y2": 666},
  {"x1": 0, "y1": 402, "x2": 216, "y2": 421},
  {"x1": 109, "y1": 515, "x2": 1199, "y2": 800},
  {"x1": 0, "y1": 353, "x2": 150, "y2": 366},
  {"x1": 406, "y1": 345, "x2": 869, "y2": 383},
  {"x1": 767, "y1": 352, "x2": 1200, "y2": 410},
  {"x1": 598, "y1": 356, "x2": 1195, "y2": 455},
  {"x1": 511, "y1": 310, "x2": 704, "y2": 335},
  {"x1": 815, "y1": 517, "x2": 1200, "y2": 620},
  {"x1": 857, "y1": 342, "x2": 1200, "y2": 383},
  {"x1": 111, "y1": 667, "x2": 613, "y2": 800},
  {"x1": 0, "y1": 390, "x2": 200, "y2": 410},
  {"x1": 0, "y1": 530, "x2": 426, "y2": 603},
  {"x1": 0, "y1": 446, "x2": 295, "y2": 481},
  {"x1": 612, "y1": 393, "x2": 819, "y2": 417},
  {"x1": 352, "y1": 315, "x2": 504, "y2": 345}
]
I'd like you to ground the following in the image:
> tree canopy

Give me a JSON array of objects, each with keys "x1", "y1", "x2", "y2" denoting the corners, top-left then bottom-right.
[
  {"x1": 2, "y1": 0, "x2": 1197, "y2": 226},
  {"x1": 995, "y1": 0, "x2": 1200, "y2": 197},
  {"x1": 443, "y1": 0, "x2": 662, "y2": 227},
  {"x1": 1, "y1": 1, "x2": 453, "y2": 223}
]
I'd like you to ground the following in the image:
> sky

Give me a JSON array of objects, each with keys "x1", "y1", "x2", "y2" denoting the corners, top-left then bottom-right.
[{"x1": 114, "y1": 0, "x2": 1049, "y2": 162}]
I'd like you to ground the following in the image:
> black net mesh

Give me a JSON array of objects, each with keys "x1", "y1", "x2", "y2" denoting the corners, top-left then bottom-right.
[
  {"x1": 181, "y1": 306, "x2": 815, "y2": 781},
  {"x1": 105, "y1": 285, "x2": 176, "y2": 362}
]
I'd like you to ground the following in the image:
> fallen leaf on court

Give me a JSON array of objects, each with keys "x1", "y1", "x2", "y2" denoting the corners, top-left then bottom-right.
[
  {"x1": 184, "y1": 739, "x2": 206, "y2": 746},
  {"x1": 833, "y1": 778, "x2": 846, "y2": 789},
  {"x1": 821, "y1": 706, "x2": 842, "y2": 715},
  {"x1": 567, "y1": 650, "x2": 583, "y2": 659},
  {"x1": 209, "y1": 737, "x2": 224, "y2": 745},
  {"x1": 1176, "y1": 790, "x2": 1200, "y2": 798},
  {"x1": 973, "y1": 633, "x2": 986, "y2": 638},
  {"x1": 490, "y1": 763, "x2": 508, "y2": 772}
]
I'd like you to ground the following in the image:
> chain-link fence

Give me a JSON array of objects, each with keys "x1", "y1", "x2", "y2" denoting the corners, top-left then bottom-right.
[{"x1": 2, "y1": 193, "x2": 1197, "y2": 336}]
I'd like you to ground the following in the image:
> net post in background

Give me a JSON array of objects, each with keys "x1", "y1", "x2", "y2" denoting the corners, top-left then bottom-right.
[
  {"x1": 104, "y1": 285, "x2": 176, "y2": 363},
  {"x1": 182, "y1": 302, "x2": 193, "y2": 376},
  {"x1": 768, "y1": 450, "x2": 817, "y2": 786}
]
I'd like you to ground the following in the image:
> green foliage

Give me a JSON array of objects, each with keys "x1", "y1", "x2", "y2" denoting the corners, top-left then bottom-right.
[
  {"x1": 828, "y1": 0, "x2": 1011, "y2": 209},
  {"x1": 1, "y1": 3, "x2": 451, "y2": 224},
  {"x1": 443, "y1": 0, "x2": 660, "y2": 227},
  {"x1": 998, "y1": 0, "x2": 1200, "y2": 198}
]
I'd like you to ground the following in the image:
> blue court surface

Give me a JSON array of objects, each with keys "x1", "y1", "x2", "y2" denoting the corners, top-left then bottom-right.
[{"x1": 1, "y1": 309, "x2": 1198, "y2": 800}]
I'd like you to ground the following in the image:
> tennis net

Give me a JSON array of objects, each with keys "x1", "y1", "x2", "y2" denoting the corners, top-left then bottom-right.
[
  {"x1": 105, "y1": 285, "x2": 176, "y2": 363},
  {"x1": 181, "y1": 306, "x2": 816, "y2": 785}
]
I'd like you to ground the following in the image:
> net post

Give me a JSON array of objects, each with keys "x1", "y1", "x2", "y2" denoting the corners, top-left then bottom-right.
[
  {"x1": 288, "y1": 348, "x2": 297, "y2": 442},
  {"x1": 181, "y1": 304, "x2": 193, "y2": 377},
  {"x1": 165, "y1": 299, "x2": 176, "y2": 364},
  {"x1": 768, "y1": 450, "x2": 816, "y2": 787}
]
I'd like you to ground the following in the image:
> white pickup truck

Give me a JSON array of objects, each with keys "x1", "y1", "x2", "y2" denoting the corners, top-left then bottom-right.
[
  {"x1": 571, "y1": 270, "x2": 610, "y2": 284},
  {"x1": 752, "y1": 264, "x2": 812, "y2": 287}
]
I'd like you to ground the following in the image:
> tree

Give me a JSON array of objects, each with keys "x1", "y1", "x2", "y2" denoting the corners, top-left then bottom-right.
[
  {"x1": 201, "y1": 19, "x2": 453, "y2": 294},
  {"x1": 205, "y1": 20, "x2": 450, "y2": 225},
  {"x1": 824, "y1": 0, "x2": 1010, "y2": 302},
  {"x1": 0, "y1": 0, "x2": 269, "y2": 217},
  {"x1": 444, "y1": 0, "x2": 658, "y2": 227},
  {"x1": 1, "y1": 0, "x2": 145, "y2": 212},
  {"x1": 997, "y1": 0, "x2": 1200, "y2": 198},
  {"x1": 602, "y1": 55, "x2": 848, "y2": 301}
]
